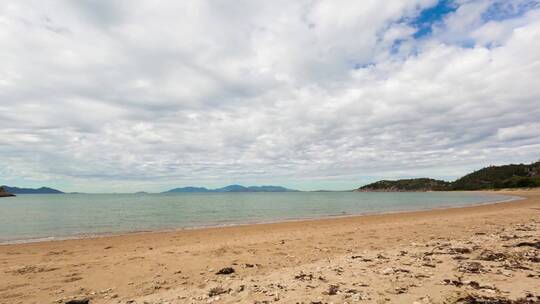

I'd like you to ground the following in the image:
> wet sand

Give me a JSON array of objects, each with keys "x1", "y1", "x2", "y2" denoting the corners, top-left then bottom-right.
[{"x1": 1, "y1": 189, "x2": 539, "y2": 304}]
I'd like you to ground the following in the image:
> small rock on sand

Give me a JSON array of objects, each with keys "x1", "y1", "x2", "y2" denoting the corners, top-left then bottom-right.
[
  {"x1": 216, "y1": 267, "x2": 235, "y2": 275},
  {"x1": 65, "y1": 299, "x2": 90, "y2": 304}
]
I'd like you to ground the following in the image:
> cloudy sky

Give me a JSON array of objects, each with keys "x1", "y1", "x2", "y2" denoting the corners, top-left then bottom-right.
[{"x1": 1, "y1": 0, "x2": 540, "y2": 192}]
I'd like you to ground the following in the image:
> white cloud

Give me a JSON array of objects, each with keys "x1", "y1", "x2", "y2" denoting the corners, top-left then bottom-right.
[{"x1": 0, "y1": 0, "x2": 539, "y2": 192}]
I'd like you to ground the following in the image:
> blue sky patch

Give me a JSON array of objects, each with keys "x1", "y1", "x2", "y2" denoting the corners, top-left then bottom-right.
[
  {"x1": 411, "y1": 0, "x2": 458, "y2": 38},
  {"x1": 353, "y1": 62, "x2": 374, "y2": 70},
  {"x1": 482, "y1": 0, "x2": 540, "y2": 22},
  {"x1": 390, "y1": 39, "x2": 404, "y2": 54}
]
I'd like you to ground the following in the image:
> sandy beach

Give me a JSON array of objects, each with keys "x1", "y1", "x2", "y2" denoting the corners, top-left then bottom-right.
[{"x1": 1, "y1": 189, "x2": 539, "y2": 304}]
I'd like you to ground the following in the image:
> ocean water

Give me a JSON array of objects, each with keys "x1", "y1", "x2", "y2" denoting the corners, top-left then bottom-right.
[{"x1": 0, "y1": 192, "x2": 517, "y2": 243}]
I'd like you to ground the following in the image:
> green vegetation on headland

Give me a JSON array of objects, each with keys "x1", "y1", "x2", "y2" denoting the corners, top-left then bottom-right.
[
  {"x1": 358, "y1": 161, "x2": 540, "y2": 192},
  {"x1": 450, "y1": 161, "x2": 540, "y2": 190},
  {"x1": 0, "y1": 186, "x2": 15, "y2": 197},
  {"x1": 357, "y1": 178, "x2": 450, "y2": 192}
]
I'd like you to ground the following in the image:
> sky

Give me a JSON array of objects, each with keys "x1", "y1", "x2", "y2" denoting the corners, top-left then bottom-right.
[{"x1": 1, "y1": 0, "x2": 540, "y2": 193}]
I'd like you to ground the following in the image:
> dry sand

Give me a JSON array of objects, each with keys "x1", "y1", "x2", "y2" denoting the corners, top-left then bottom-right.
[{"x1": 1, "y1": 190, "x2": 539, "y2": 304}]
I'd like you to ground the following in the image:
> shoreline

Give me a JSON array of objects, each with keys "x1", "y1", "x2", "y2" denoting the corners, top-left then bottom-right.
[
  {"x1": 1, "y1": 189, "x2": 539, "y2": 304},
  {"x1": 0, "y1": 191, "x2": 523, "y2": 246}
]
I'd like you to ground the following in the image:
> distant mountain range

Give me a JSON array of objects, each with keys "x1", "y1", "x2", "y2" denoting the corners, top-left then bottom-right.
[
  {"x1": 1, "y1": 186, "x2": 64, "y2": 194},
  {"x1": 163, "y1": 184, "x2": 298, "y2": 193},
  {"x1": 4, "y1": 161, "x2": 539, "y2": 195},
  {"x1": 358, "y1": 161, "x2": 540, "y2": 192}
]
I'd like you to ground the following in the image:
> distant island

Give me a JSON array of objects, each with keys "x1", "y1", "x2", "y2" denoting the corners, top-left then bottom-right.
[
  {"x1": 0, "y1": 186, "x2": 15, "y2": 197},
  {"x1": 358, "y1": 161, "x2": 540, "y2": 192},
  {"x1": 1, "y1": 186, "x2": 64, "y2": 194},
  {"x1": 164, "y1": 184, "x2": 298, "y2": 193}
]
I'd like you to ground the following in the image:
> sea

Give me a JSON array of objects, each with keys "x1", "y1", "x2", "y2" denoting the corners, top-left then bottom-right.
[{"x1": 0, "y1": 191, "x2": 519, "y2": 244}]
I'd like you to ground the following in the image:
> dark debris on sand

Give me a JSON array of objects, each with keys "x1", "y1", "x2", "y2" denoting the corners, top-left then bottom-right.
[
  {"x1": 457, "y1": 262, "x2": 485, "y2": 274},
  {"x1": 208, "y1": 286, "x2": 230, "y2": 297},
  {"x1": 454, "y1": 294, "x2": 540, "y2": 304},
  {"x1": 325, "y1": 284, "x2": 339, "y2": 295},
  {"x1": 516, "y1": 241, "x2": 540, "y2": 249},
  {"x1": 476, "y1": 250, "x2": 507, "y2": 262},
  {"x1": 65, "y1": 299, "x2": 90, "y2": 304},
  {"x1": 216, "y1": 267, "x2": 235, "y2": 275},
  {"x1": 442, "y1": 278, "x2": 498, "y2": 291}
]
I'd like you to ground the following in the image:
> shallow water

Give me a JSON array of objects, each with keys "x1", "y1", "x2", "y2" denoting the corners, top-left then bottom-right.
[{"x1": 0, "y1": 192, "x2": 517, "y2": 243}]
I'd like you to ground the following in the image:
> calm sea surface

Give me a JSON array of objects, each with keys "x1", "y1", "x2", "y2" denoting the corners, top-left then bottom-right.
[{"x1": 0, "y1": 192, "x2": 517, "y2": 243}]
